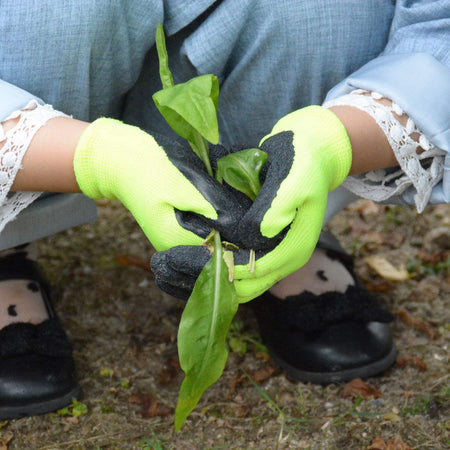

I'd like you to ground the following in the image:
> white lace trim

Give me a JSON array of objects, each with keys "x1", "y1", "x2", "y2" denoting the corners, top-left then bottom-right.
[
  {"x1": 323, "y1": 90, "x2": 446, "y2": 213},
  {"x1": 0, "y1": 101, "x2": 67, "y2": 233}
]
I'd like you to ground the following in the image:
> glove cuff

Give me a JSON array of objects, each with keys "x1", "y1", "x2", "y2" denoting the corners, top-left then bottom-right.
[
  {"x1": 314, "y1": 106, "x2": 353, "y2": 190},
  {"x1": 73, "y1": 118, "x2": 150, "y2": 200},
  {"x1": 73, "y1": 118, "x2": 115, "y2": 199}
]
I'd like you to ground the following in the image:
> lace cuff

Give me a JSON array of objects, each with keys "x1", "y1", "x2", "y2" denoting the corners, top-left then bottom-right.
[
  {"x1": 0, "y1": 101, "x2": 67, "y2": 234},
  {"x1": 323, "y1": 90, "x2": 446, "y2": 213}
]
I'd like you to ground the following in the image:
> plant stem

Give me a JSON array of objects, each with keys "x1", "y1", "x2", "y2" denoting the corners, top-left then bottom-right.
[
  {"x1": 190, "y1": 132, "x2": 213, "y2": 177},
  {"x1": 213, "y1": 229, "x2": 223, "y2": 289}
]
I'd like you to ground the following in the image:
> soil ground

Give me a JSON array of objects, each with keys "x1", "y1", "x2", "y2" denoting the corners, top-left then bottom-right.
[{"x1": 1, "y1": 200, "x2": 449, "y2": 449}]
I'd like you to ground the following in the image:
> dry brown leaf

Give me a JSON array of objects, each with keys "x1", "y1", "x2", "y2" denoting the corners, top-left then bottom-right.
[
  {"x1": 362, "y1": 279, "x2": 395, "y2": 292},
  {"x1": 417, "y1": 249, "x2": 450, "y2": 264},
  {"x1": 115, "y1": 254, "x2": 152, "y2": 272},
  {"x1": 0, "y1": 434, "x2": 12, "y2": 450},
  {"x1": 227, "y1": 365, "x2": 278, "y2": 399},
  {"x1": 343, "y1": 378, "x2": 382, "y2": 400},
  {"x1": 249, "y1": 365, "x2": 279, "y2": 383},
  {"x1": 255, "y1": 352, "x2": 272, "y2": 362},
  {"x1": 129, "y1": 393, "x2": 171, "y2": 418},
  {"x1": 226, "y1": 374, "x2": 246, "y2": 399},
  {"x1": 367, "y1": 435, "x2": 411, "y2": 450},
  {"x1": 367, "y1": 436, "x2": 387, "y2": 449},
  {"x1": 381, "y1": 412, "x2": 402, "y2": 423},
  {"x1": 230, "y1": 403, "x2": 250, "y2": 418},
  {"x1": 396, "y1": 310, "x2": 439, "y2": 339},
  {"x1": 158, "y1": 355, "x2": 181, "y2": 386},
  {"x1": 64, "y1": 416, "x2": 80, "y2": 424},
  {"x1": 365, "y1": 256, "x2": 410, "y2": 281},
  {"x1": 396, "y1": 356, "x2": 427, "y2": 371}
]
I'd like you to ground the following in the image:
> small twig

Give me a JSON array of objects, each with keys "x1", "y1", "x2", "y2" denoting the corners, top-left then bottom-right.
[
  {"x1": 38, "y1": 432, "x2": 127, "y2": 449},
  {"x1": 430, "y1": 373, "x2": 450, "y2": 390}
]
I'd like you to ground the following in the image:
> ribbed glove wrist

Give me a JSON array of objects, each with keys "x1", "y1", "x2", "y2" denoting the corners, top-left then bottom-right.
[
  {"x1": 73, "y1": 118, "x2": 148, "y2": 200},
  {"x1": 263, "y1": 105, "x2": 352, "y2": 191}
]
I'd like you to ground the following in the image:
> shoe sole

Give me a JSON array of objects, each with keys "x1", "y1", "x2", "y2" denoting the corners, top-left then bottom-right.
[
  {"x1": 0, "y1": 386, "x2": 81, "y2": 420},
  {"x1": 269, "y1": 344, "x2": 397, "y2": 384}
]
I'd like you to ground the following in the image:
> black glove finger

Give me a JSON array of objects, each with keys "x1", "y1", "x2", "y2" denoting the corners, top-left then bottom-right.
[
  {"x1": 152, "y1": 245, "x2": 211, "y2": 279},
  {"x1": 151, "y1": 246, "x2": 209, "y2": 300},
  {"x1": 151, "y1": 243, "x2": 269, "y2": 300},
  {"x1": 154, "y1": 278, "x2": 192, "y2": 301},
  {"x1": 233, "y1": 131, "x2": 295, "y2": 250}
]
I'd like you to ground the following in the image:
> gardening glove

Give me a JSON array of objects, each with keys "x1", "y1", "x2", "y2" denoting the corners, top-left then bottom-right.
[
  {"x1": 151, "y1": 105, "x2": 352, "y2": 302},
  {"x1": 73, "y1": 118, "x2": 246, "y2": 251}
]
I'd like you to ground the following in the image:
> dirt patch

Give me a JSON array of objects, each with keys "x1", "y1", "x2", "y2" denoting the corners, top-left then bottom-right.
[{"x1": 2, "y1": 200, "x2": 449, "y2": 449}]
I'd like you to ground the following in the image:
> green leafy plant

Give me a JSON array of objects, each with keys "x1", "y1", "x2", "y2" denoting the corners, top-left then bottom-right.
[
  {"x1": 57, "y1": 399, "x2": 88, "y2": 418},
  {"x1": 153, "y1": 24, "x2": 266, "y2": 430}
]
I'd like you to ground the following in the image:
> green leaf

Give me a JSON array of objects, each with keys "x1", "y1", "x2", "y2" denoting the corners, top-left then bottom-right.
[
  {"x1": 217, "y1": 148, "x2": 268, "y2": 200},
  {"x1": 155, "y1": 23, "x2": 174, "y2": 90},
  {"x1": 72, "y1": 400, "x2": 88, "y2": 418},
  {"x1": 175, "y1": 233, "x2": 238, "y2": 431},
  {"x1": 57, "y1": 399, "x2": 88, "y2": 418},
  {"x1": 153, "y1": 75, "x2": 220, "y2": 145}
]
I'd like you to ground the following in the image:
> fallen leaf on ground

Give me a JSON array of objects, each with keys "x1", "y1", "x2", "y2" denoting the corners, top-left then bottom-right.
[
  {"x1": 158, "y1": 354, "x2": 181, "y2": 386},
  {"x1": 115, "y1": 254, "x2": 152, "y2": 272},
  {"x1": 367, "y1": 435, "x2": 412, "y2": 449},
  {"x1": 361, "y1": 279, "x2": 395, "y2": 292},
  {"x1": 381, "y1": 412, "x2": 402, "y2": 423},
  {"x1": 249, "y1": 365, "x2": 279, "y2": 383},
  {"x1": 227, "y1": 365, "x2": 278, "y2": 399},
  {"x1": 129, "y1": 393, "x2": 171, "y2": 418},
  {"x1": 0, "y1": 434, "x2": 12, "y2": 450},
  {"x1": 230, "y1": 403, "x2": 250, "y2": 418},
  {"x1": 417, "y1": 249, "x2": 450, "y2": 264},
  {"x1": 365, "y1": 256, "x2": 410, "y2": 281},
  {"x1": 255, "y1": 352, "x2": 272, "y2": 362},
  {"x1": 227, "y1": 374, "x2": 246, "y2": 399},
  {"x1": 64, "y1": 416, "x2": 79, "y2": 424},
  {"x1": 396, "y1": 310, "x2": 439, "y2": 339},
  {"x1": 396, "y1": 356, "x2": 427, "y2": 371},
  {"x1": 343, "y1": 378, "x2": 382, "y2": 400}
]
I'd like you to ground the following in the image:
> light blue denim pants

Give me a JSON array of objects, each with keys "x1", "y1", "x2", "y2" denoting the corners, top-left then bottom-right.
[{"x1": 0, "y1": 0, "x2": 395, "y2": 249}]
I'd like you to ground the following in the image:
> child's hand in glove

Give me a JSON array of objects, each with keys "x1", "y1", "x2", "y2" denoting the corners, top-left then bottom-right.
[{"x1": 74, "y1": 118, "x2": 246, "y2": 251}]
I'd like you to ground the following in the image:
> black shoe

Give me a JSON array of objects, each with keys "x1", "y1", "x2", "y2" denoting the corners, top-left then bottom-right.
[
  {"x1": 0, "y1": 252, "x2": 80, "y2": 419},
  {"x1": 249, "y1": 233, "x2": 397, "y2": 384}
]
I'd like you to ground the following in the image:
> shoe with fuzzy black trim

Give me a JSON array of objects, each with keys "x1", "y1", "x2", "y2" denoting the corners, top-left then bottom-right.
[
  {"x1": 0, "y1": 251, "x2": 80, "y2": 419},
  {"x1": 249, "y1": 233, "x2": 397, "y2": 384}
]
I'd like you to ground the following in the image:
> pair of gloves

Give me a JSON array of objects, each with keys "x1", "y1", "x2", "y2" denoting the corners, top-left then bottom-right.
[{"x1": 74, "y1": 106, "x2": 352, "y2": 303}]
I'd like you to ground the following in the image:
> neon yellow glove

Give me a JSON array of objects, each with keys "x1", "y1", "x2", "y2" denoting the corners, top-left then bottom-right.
[
  {"x1": 74, "y1": 118, "x2": 244, "y2": 251},
  {"x1": 231, "y1": 105, "x2": 352, "y2": 301}
]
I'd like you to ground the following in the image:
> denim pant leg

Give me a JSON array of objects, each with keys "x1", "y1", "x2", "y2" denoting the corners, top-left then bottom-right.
[{"x1": 124, "y1": 0, "x2": 393, "y2": 222}]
